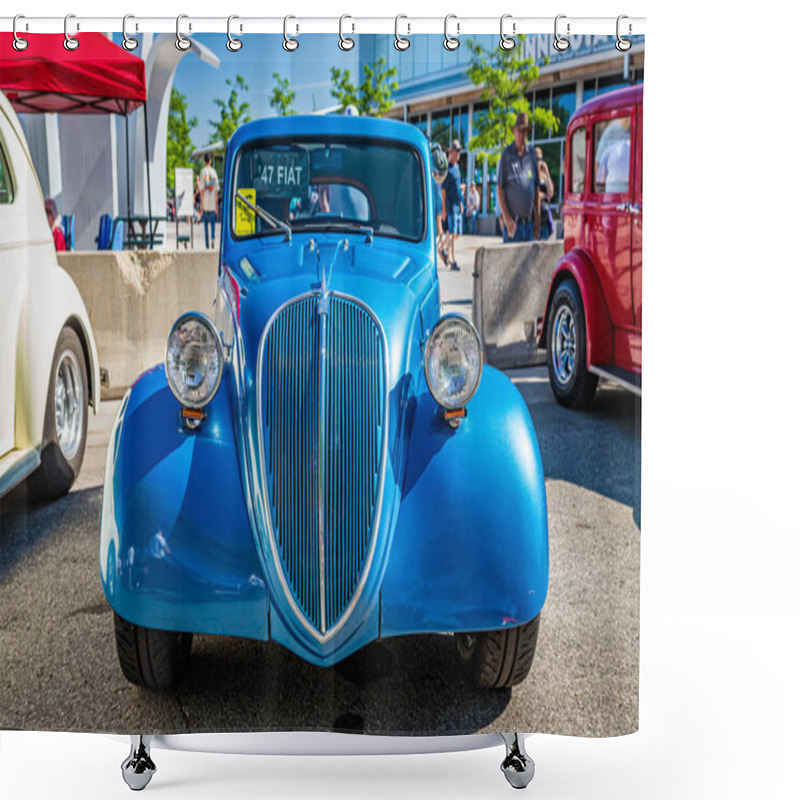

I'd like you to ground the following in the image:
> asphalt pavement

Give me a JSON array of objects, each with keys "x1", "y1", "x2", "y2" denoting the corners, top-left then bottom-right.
[{"x1": 0, "y1": 235, "x2": 639, "y2": 738}]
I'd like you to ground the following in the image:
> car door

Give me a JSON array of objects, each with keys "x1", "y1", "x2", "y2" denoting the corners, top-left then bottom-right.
[
  {"x1": 586, "y1": 107, "x2": 635, "y2": 367},
  {"x1": 0, "y1": 131, "x2": 25, "y2": 457},
  {"x1": 631, "y1": 103, "x2": 643, "y2": 365}
]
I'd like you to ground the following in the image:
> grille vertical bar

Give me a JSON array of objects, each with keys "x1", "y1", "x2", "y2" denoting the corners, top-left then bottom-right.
[{"x1": 261, "y1": 294, "x2": 385, "y2": 635}]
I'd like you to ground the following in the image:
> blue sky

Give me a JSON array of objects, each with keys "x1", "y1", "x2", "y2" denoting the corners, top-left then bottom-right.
[{"x1": 170, "y1": 34, "x2": 361, "y2": 147}]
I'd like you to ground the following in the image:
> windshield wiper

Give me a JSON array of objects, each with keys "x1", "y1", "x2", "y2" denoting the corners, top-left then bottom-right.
[
  {"x1": 236, "y1": 190, "x2": 292, "y2": 241},
  {"x1": 296, "y1": 220, "x2": 373, "y2": 243}
]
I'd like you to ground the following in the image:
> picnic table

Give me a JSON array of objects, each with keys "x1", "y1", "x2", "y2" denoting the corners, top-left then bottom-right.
[{"x1": 118, "y1": 214, "x2": 167, "y2": 249}]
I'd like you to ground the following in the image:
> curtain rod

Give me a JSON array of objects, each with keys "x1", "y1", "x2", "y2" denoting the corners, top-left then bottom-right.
[{"x1": 1, "y1": 15, "x2": 646, "y2": 36}]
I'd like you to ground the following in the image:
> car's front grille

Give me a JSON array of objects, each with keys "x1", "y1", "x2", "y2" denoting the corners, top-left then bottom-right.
[{"x1": 260, "y1": 294, "x2": 385, "y2": 635}]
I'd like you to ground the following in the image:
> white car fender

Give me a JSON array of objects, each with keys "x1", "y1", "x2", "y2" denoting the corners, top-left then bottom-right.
[{"x1": 13, "y1": 266, "x2": 101, "y2": 451}]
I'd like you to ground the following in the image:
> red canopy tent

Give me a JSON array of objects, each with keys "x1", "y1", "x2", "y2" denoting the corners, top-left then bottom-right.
[{"x1": 0, "y1": 33, "x2": 153, "y2": 244}]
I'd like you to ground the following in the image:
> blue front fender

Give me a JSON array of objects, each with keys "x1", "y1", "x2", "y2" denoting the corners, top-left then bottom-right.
[
  {"x1": 99, "y1": 365, "x2": 269, "y2": 640},
  {"x1": 381, "y1": 365, "x2": 549, "y2": 636}
]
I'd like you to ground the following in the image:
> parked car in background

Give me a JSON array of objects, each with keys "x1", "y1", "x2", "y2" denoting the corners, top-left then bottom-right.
[
  {"x1": 0, "y1": 91, "x2": 100, "y2": 500},
  {"x1": 100, "y1": 115, "x2": 549, "y2": 692},
  {"x1": 538, "y1": 84, "x2": 643, "y2": 408}
]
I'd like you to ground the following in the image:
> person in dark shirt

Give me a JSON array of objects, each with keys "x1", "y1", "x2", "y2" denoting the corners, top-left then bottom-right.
[
  {"x1": 441, "y1": 140, "x2": 464, "y2": 270},
  {"x1": 497, "y1": 113, "x2": 540, "y2": 243}
]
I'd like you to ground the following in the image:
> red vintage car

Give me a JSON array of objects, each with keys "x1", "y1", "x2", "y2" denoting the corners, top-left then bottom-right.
[{"x1": 539, "y1": 84, "x2": 642, "y2": 408}]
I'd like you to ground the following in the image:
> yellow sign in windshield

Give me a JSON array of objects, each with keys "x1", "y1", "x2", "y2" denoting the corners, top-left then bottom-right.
[{"x1": 235, "y1": 189, "x2": 256, "y2": 236}]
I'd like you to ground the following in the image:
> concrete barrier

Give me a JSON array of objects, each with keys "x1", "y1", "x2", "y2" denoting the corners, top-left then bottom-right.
[
  {"x1": 472, "y1": 241, "x2": 562, "y2": 370},
  {"x1": 57, "y1": 250, "x2": 218, "y2": 398}
]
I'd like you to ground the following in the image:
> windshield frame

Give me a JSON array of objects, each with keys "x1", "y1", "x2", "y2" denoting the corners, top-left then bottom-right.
[{"x1": 230, "y1": 134, "x2": 428, "y2": 244}]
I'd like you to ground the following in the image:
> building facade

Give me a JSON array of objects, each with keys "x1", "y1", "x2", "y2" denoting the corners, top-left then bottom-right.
[{"x1": 361, "y1": 33, "x2": 644, "y2": 222}]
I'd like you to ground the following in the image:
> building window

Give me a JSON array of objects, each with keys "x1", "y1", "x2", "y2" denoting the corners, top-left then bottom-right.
[
  {"x1": 597, "y1": 74, "x2": 629, "y2": 97},
  {"x1": 533, "y1": 87, "x2": 551, "y2": 140},
  {"x1": 408, "y1": 115, "x2": 428, "y2": 139},
  {"x1": 552, "y1": 84, "x2": 576, "y2": 138},
  {"x1": 431, "y1": 109, "x2": 451, "y2": 149}
]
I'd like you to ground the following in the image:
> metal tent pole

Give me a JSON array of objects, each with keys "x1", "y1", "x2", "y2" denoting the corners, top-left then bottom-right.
[
  {"x1": 143, "y1": 100, "x2": 154, "y2": 248},
  {"x1": 125, "y1": 112, "x2": 131, "y2": 234}
]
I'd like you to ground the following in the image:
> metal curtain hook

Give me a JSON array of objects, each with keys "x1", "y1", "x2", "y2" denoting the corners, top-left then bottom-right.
[
  {"x1": 554, "y1": 14, "x2": 570, "y2": 52},
  {"x1": 394, "y1": 15, "x2": 410, "y2": 51},
  {"x1": 227, "y1": 15, "x2": 243, "y2": 51},
  {"x1": 616, "y1": 15, "x2": 632, "y2": 51},
  {"x1": 64, "y1": 14, "x2": 79, "y2": 51},
  {"x1": 283, "y1": 15, "x2": 299, "y2": 51},
  {"x1": 122, "y1": 15, "x2": 138, "y2": 51},
  {"x1": 500, "y1": 14, "x2": 515, "y2": 50},
  {"x1": 339, "y1": 15, "x2": 355, "y2": 51},
  {"x1": 175, "y1": 14, "x2": 191, "y2": 51},
  {"x1": 12, "y1": 15, "x2": 28, "y2": 51},
  {"x1": 444, "y1": 14, "x2": 460, "y2": 51}
]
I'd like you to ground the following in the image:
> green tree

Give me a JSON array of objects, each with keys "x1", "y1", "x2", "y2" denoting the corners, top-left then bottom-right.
[
  {"x1": 166, "y1": 88, "x2": 197, "y2": 193},
  {"x1": 466, "y1": 36, "x2": 559, "y2": 167},
  {"x1": 208, "y1": 75, "x2": 251, "y2": 148},
  {"x1": 330, "y1": 57, "x2": 398, "y2": 116},
  {"x1": 269, "y1": 72, "x2": 297, "y2": 116}
]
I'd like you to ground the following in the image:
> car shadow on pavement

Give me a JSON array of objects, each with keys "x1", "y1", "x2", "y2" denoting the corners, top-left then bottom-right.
[
  {"x1": 146, "y1": 634, "x2": 513, "y2": 736},
  {"x1": 0, "y1": 484, "x2": 103, "y2": 578},
  {"x1": 511, "y1": 368, "x2": 641, "y2": 529}
]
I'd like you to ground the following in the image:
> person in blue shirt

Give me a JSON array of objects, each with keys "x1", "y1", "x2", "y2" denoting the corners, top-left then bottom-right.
[{"x1": 441, "y1": 140, "x2": 464, "y2": 270}]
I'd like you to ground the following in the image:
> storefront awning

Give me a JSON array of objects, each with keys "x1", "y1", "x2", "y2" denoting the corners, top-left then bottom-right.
[{"x1": 0, "y1": 33, "x2": 146, "y2": 115}]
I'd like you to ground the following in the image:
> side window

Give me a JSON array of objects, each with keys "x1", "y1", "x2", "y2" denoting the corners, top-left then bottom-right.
[
  {"x1": 593, "y1": 116, "x2": 631, "y2": 194},
  {"x1": 0, "y1": 142, "x2": 13, "y2": 204},
  {"x1": 570, "y1": 126, "x2": 586, "y2": 193}
]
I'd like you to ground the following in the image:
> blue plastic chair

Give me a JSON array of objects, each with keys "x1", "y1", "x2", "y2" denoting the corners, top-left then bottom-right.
[
  {"x1": 110, "y1": 219, "x2": 124, "y2": 251},
  {"x1": 62, "y1": 214, "x2": 75, "y2": 250},
  {"x1": 96, "y1": 214, "x2": 113, "y2": 250}
]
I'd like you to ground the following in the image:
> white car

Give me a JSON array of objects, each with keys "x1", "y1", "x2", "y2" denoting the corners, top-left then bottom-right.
[{"x1": 0, "y1": 91, "x2": 100, "y2": 500}]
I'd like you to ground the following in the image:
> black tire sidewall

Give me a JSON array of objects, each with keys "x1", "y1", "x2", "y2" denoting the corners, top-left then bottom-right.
[
  {"x1": 34, "y1": 327, "x2": 89, "y2": 499},
  {"x1": 456, "y1": 615, "x2": 541, "y2": 689},
  {"x1": 114, "y1": 612, "x2": 192, "y2": 691},
  {"x1": 546, "y1": 280, "x2": 596, "y2": 408}
]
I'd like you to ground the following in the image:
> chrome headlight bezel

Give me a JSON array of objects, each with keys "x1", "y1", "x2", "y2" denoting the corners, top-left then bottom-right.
[
  {"x1": 164, "y1": 311, "x2": 223, "y2": 409},
  {"x1": 424, "y1": 313, "x2": 483, "y2": 410}
]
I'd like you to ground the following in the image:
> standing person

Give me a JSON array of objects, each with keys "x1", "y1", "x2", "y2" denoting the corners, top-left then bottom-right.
[
  {"x1": 194, "y1": 174, "x2": 202, "y2": 223},
  {"x1": 434, "y1": 172, "x2": 446, "y2": 265},
  {"x1": 497, "y1": 113, "x2": 540, "y2": 243},
  {"x1": 466, "y1": 182, "x2": 480, "y2": 235},
  {"x1": 535, "y1": 146, "x2": 555, "y2": 240},
  {"x1": 200, "y1": 153, "x2": 219, "y2": 249},
  {"x1": 442, "y1": 140, "x2": 464, "y2": 270},
  {"x1": 44, "y1": 198, "x2": 66, "y2": 251}
]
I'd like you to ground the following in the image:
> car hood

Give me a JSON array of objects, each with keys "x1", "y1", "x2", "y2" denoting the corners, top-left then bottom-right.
[{"x1": 232, "y1": 233, "x2": 437, "y2": 386}]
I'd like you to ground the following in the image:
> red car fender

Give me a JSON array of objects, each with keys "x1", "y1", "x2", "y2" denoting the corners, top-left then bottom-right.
[{"x1": 539, "y1": 250, "x2": 613, "y2": 368}]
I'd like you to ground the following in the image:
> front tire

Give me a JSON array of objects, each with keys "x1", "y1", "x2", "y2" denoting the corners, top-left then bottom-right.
[
  {"x1": 546, "y1": 280, "x2": 598, "y2": 409},
  {"x1": 114, "y1": 613, "x2": 193, "y2": 691},
  {"x1": 456, "y1": 615, "x2": 540, "y2": 689},
  {"x1": 28, "y1": 327, "x2": 88, "y2": 500}
]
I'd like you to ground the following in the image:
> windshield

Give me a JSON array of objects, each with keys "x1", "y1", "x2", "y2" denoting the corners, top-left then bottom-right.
[{"x1": 232, "y1": 137, "x2": 426, "y2": 242}]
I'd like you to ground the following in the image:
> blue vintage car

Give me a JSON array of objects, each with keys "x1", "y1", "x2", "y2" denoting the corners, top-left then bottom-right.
[{"x1": 100, "y1": 115, "x2": 548, "y2": 692}]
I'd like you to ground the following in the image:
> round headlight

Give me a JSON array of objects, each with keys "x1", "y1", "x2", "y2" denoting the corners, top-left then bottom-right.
[
  {"x1": 424, "y1": 315, "x2": 483, "y2": 409},
  {"x1": 165, "y1": 312, "x2": 223, "y2": 409}
]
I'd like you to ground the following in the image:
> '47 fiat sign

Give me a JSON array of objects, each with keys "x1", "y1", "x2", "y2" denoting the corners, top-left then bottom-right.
[{"x1": 251, "y1": 150, "x2": 310, "y2": 197}]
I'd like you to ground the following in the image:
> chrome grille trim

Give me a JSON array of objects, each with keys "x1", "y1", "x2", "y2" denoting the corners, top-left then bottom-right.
[{"x1": 255, "y1": 290, "x2": 389, "y2": 643}]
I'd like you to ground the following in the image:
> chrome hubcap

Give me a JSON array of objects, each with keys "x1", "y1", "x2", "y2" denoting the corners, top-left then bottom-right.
[
  {"x1": 552, "y1": 305, "x2": 576, "y2": 385},
  {"x1": 54, "y1": 349, "x2": 84, "y2": 461}
]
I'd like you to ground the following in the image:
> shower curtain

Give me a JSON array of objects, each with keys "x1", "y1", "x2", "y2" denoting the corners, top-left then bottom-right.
[{"x1": 0, "y1": 25, "x2": 642, "y2": 743}]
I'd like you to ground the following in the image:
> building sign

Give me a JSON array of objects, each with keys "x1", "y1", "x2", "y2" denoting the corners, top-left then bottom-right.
[
  {"x1": 174, "y1": 168, "x2": 194, "y2": 219},
  {"x1": 522, "y1": 34, "x2": 645, "y2": 66}
]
